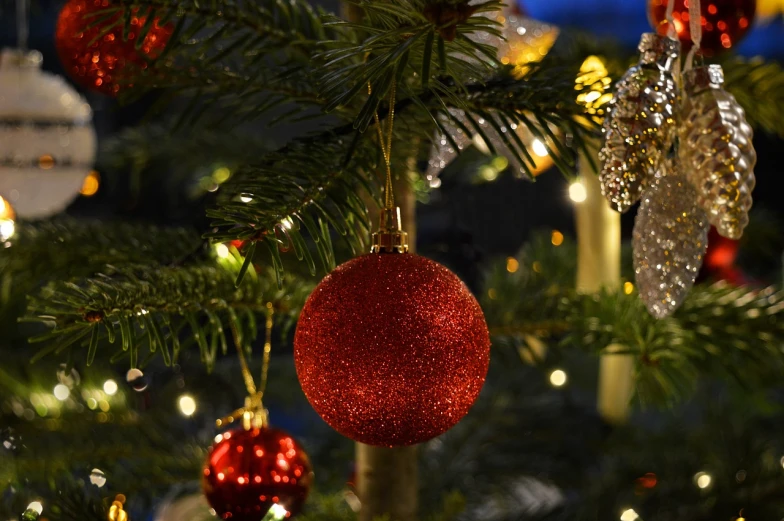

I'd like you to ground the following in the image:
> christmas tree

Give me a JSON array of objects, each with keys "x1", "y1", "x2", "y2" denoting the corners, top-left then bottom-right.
[{"x1": 1, "y1": 0, "x2": 784, "y2": 520}]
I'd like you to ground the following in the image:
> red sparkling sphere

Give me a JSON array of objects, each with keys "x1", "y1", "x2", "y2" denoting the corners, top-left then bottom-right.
[
  {"x1": 649, "y1": 0, "x2": 756, "y2": 56},
  {"x1": 55, "y1": 0, "x2": 173, "y2": 96},
  {"x1": 202, "y1": 427, "x2": 313, "y2": 520},
  {"x1": 294, "y1": 253, "x2": 490, "y2": 447}
]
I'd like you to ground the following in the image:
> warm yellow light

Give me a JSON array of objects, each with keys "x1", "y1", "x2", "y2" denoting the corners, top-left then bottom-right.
[
  {"x1": 569, "y1": 181, "x2": 587, "y2": 203},
  {"x1": 53, "y1": 384, "x2": 70, "y2": 401},
  {"x1": 576, "y1": 55, "x2": 611, "y2": 124},
  {"x1": 103, "y1": 380, "x2": 118, "y2": 396},
  {"x1": 0, "y1": 196, "x2": 12, "y2": 220},
  {"x1": 26, "y1": 502, "x2": 43, "y2": 515},
  {"x1": 506, "y1": 257, "x2": 519, "y2": 273},
  {"x1": 532, "y1": 261, "x2": 542, "y2": 273},
  {"x1": 694, "y1": 471, "x2": 712, "y2": 489},
  {"x1": 758, "y1": 0, "x2": 784, "y2": 17},
  {"x1": 624, "y1": 282, "x2": 634, "y2": 295},
  {"x1": 81, "y1": 170, "x2": 100, "y2": 196},
  {"x1": 0, "y1": 219, "x2": 15, "y2": 241},
  {"x1": 215, "y1": 243, "x2": 230, "y2": 259},
  {"x1": 212, "y1": 167, "x2": 231, "y2": 184},
  {"x1": 551, "y1": 230, "x2": 564, "y2": 246},
  {"x1": 239, "y1": 195, "x2": 253, "y2": 203},
  {"x1": 178, "y1": 394, "x2": 197, "y2": 416},
  {"x1": 480, "y1": 165, "x2": 499, "y2": 181},
  {"x1": 549, "y1": 369, "x2": 567, "y2": 387},
  {"x1": 38, "y1": 155, "x2": 55, "y2": 169},
  {"x1": 620, "y1": 509, "x2": 639, "y2": 521},
  {"x1": 490, "y1": 155, "x2": 507, "y2": 171},
  {"x1": 531, "y1": 139, "x2": 548, "y2": 158}
]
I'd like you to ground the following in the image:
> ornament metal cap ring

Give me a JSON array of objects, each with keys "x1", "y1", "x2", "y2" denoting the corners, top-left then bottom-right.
[{"x1": 371, "y1": 207, "x2": 408, "y2": 253}]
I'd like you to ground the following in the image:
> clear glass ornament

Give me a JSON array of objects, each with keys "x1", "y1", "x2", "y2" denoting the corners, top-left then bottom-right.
[
  {"x1": 0, "y1": 48, "x2": 96, "y2": 219},
  {"x1": 679, "y1": 64, "x2": 756, "y2": 240},
  {"x1": 426, "y1": 3, "x2": 558, "y2": 183},
  {"x1": 599, "y1": 33, "x2": 680, "y2": 213},
  {"x1": 633, "y1": 162, "x2": 710, "y2": 319}
]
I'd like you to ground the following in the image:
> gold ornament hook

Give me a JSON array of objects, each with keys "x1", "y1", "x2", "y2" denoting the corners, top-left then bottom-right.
[
  {"x1": 108, "y1": 495, "x2": 128, "y2": 521},
  {"x1": 216, "y1": 303, "x2": 274, "y2": 430}
]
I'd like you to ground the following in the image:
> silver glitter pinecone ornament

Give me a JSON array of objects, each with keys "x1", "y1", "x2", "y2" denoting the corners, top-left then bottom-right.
[
  {"x1": 599, "y1": 33, "x2": 680, "y2": 213},
  {"x1": 680, "y1": 65, "x2": 756, "y2": 240},
  {"x1": 633, "y1": 162, "x2": 710, "y2": 319}
]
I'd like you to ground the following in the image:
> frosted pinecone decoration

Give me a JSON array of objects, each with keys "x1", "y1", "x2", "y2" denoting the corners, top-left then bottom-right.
[
  {"x1": 633, "y1": 162, "x2": 710, "y2": 319},
  {"x1": 679, "y1": 64, "x2": 756, "y2": 240},
  {"x1": 599, "y1": 33, "x2": 680, "y2": 213}
]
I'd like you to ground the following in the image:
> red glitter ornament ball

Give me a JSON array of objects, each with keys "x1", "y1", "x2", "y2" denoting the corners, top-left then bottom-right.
[
  {"x1": 202, "y1": 426, "x2": 314, "y2": 520},
  {"x1": 294, "y1": 253, "x2": 490, "y2": 447},
  {"x1": 649, "y1": 0, "x2": 756, "y2": 56},
  {"x1": 55, "y1": 0, "x2": 173, "y2": 96}
]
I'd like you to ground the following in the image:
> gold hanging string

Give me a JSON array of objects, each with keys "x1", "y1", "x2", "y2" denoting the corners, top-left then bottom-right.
[
  {"x1": 216, "y1": 303, "x2": 275, "y2": 429},
  {"x1": 259, "y1": 301, "x2": 274, "y2": 397},
  {"x1": 370, "y1": 81, "x2": 397, "y2": 210}
]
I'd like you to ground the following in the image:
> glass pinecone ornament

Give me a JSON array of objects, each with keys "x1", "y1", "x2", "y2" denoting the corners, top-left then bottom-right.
[
  {"x1": 679, "y1": 65, "x2": 756, "y2": 240},
  {"x1": 599, "y1": 33, "x2": 680, "y2": 213},
  {"x1": 633, "y1": 162, "x2": 710, "y2": 318}
]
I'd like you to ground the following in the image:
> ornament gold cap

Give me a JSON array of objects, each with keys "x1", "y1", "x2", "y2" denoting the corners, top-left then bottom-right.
[
  {"x1": 371, "y1": 207, "x2": 408, "y2": 253},
  {"x1": 638, "y1": 33, "x2": 680, "y2": 70},
  {"x1": 683, "y1": 64, "x2": 724, "y2": 94}
]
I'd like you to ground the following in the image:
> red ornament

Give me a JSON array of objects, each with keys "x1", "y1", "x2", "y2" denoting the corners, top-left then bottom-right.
[
  {"x1": 55, "y1": 0, "x2": 173, "y2": 96},
  {"x1": 202, "y1": 426, "x2": 313, "y2": 520},
  {"x1": 649, "y1": 0, "x2": 756, "y2": 56},
  {"x1": 294, "y1": 253, "x2": 490, "y2": 447}
]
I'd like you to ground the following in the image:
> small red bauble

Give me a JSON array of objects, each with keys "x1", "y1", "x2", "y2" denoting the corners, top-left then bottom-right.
[
  {"x1": 55, "y1": 0, "x2": 173, "y2": 96},
  {"x1": 202, "y1": 426, "x2": 313, "y2": 520},
  {"x1": 294, "y1": 253, "x2": 490, "y2": 447},
  {"x1": 649, "y1": 0, "x2": 756, "y2": 56}
]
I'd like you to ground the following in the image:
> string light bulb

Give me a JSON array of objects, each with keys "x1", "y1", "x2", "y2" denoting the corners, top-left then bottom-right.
[
  {"x1": 53, "y1": 384, "x2": 70, "y2": 401},
  {"x1": 549, "y1": 369, "x2": 567, "y2": 387},
  {"x1": 80, "y1": 170, "x2": 100, "y2": 196},
  {"x1": 569, "y1": 181, "x2": 587, "y2": 203},
  {"x1": 215, "y1": 243, "x2": 230, "y2": 259},
  {"x1": 103, "y1": 379, "x2": 118, "y2": 396},
  {"x1": 694, "y1": 471, "x2": 712, "y2": 489},
  {"x1": 531, "y1": 139, "x2": 548, "y2": 157},
  {"x1": 620, "y1": 509, "x2": 639, "y2": 521},
  {"x1": 178, "y1": 394, "x2": 197, "y2": 416}
]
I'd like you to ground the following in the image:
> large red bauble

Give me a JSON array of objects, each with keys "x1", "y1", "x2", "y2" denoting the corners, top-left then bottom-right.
[
  {"x1": 202, "y1": 426, "x2": 313, "y2": 520},
  {"x1": 649, "y1": 0, "x2": 756, "y2": 56},
  {"x1": 294, "y1": 253, "x2": 490, "y2": 447},
  {"x1": 55, "y1": 0, "x2": 173, "y2": 96}
]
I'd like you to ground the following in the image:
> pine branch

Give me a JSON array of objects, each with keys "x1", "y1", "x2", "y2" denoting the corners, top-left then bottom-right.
[
  {"x1": 23, "y1": 251, "x2": 314, "y2": 370},
  {"x1": 0, "y1": 220, "x2": 204, "y2": 301},
  {"x1": 204, "y1": 136, "x2": 376, "y2": 285},
  {"x1": 483, "y1": 233, "x2": 784, "y2": 407}
]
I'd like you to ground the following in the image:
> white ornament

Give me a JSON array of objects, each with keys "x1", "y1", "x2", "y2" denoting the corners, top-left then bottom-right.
[{"x1": 0, "y1": 48, "x2": 96, "y2": 219}]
